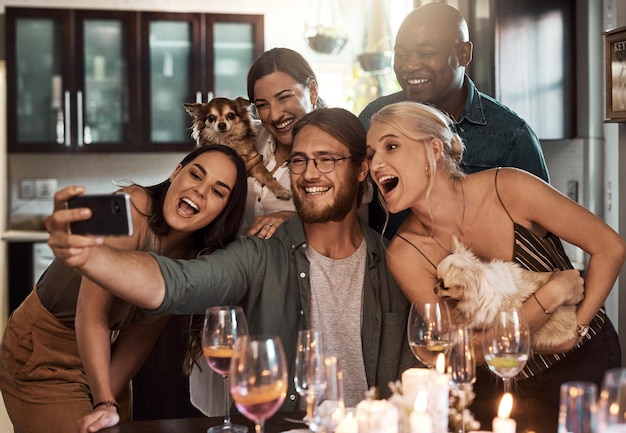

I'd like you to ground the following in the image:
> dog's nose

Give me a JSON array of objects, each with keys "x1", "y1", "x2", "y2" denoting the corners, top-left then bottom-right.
[
  {"x1": 218, "y1": 122, "x2": 227, "y2": 131},
  {"x1": 433, "y1": 279, "x2": 447, "y2": 295}
]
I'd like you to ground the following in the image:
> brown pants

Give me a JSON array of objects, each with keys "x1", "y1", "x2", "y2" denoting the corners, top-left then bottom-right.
[{"x1": 0, "y1": 289, "x2": 130, "y2": 433}]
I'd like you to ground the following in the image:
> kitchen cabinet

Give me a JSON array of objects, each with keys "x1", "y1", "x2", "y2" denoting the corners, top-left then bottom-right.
[
  {"x1": 5, "y1": 7, "x2": 264, "y2": 153},
  {"x1": 141, "y1": 12, "x2": 263, "y2": 150}
]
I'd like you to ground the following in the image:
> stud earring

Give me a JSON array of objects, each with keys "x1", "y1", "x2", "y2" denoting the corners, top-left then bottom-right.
[{"x1": 425, "y1": 163, "x2": 431, "y2": 177}]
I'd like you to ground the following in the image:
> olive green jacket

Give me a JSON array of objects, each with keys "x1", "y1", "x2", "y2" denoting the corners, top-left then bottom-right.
[{"x1": 152, "y1": 216, "x2": 417, "y2": 410}]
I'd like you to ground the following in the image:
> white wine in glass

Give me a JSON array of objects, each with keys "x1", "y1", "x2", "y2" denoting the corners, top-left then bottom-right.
[
  {"x1": 482, "y1": 310, "x2": 530, "y2": 394},
  {"x1": 407, "y1": 301, "x2": 454, "y2": 368},
  {"x1": 230, "y1": 335, "x2": 288, "y2": 433},
  {"x1": 202, "y1": 306, "x2": 249, "y2": 433}
]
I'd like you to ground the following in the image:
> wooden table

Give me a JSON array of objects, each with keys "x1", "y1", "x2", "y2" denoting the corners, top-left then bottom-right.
[
  {"x1": 101, "y1": 414, "x2": 306, "y2": 433},
  {"x1": 101, "y1": 398, "x2": 557, "y2": 433}
]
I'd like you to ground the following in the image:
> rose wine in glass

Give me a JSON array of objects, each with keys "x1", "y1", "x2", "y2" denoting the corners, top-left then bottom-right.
[
  {"x1": 230, "y1": 335, "x2": 288, "y2": 433},
  {"x1": 294, "y1": 330, "x2": 326, "y2": 423},
  {"x1": 482, "y1": 310, "x2": 530, "y2": 394},
  {"x1": 407, "y1": 301, "x2": 454, "y2": 368},
  {"x1": 202, "y1": 306, "x2": 249, "y2": 433}
]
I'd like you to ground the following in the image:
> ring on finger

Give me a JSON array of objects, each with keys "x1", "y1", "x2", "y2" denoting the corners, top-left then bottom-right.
[{"x1": 267, "y1": 223, "x2": 273, "y2": 228}]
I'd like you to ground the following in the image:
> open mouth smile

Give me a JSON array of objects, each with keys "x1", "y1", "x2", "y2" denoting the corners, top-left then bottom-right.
[
  {"x1": 179, "y1": 197, "x2": 199, "y2": 215},
  {"x1": 304, "y1": 185, "x2": 331, "y2": 195},
  {"x1": 274, "y1": 118, "x2": 295, "y2": 132},
  {"x1": 406, "y1": 77, "x2": 430, "y2": 85},
  {"x1": 377, "y1": 174, "x2": 399, "y2": 194}
]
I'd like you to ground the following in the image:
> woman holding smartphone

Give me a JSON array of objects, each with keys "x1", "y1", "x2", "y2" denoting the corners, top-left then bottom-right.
[{"x1": 0, "y1": 144, "x2": 247, "y2": 433}]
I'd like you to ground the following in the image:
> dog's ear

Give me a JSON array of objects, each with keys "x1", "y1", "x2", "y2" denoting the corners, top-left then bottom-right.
[
  {"x1": 184, "y1": 103, "x2": 202, "y2": 119},
  {"x1": 235, "y1": 97, "x2": 252, "y2": 110},
  {"x1": 451, "y1": 235, "x2": 466, "y2": 253}
]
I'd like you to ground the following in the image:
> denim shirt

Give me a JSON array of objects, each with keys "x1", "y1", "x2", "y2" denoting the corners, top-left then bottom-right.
[
  {"x1": 359, "y1": 75, "x2": 550, "y2": 237},
  {"x1": 151, "y1": 216, "x2": 417, "y2": 410}
]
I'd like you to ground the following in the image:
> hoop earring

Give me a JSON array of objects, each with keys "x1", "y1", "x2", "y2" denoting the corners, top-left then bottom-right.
[{"x1": 425, "y1": 163, "x2": 431, "y2": 177}]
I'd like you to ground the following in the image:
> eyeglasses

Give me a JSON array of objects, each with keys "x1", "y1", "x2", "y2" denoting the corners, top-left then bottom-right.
[{"x1": 287, "y1": 155, "x2": 351, "y2": 174}]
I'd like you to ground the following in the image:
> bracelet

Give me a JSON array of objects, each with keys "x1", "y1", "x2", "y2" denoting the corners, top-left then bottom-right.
[
  {"x1": 532, "y1": 293, "x2": 553, "y2": 315},
  {"x1": 93, "y1": 400, "x2": 119, "y2": 412}
]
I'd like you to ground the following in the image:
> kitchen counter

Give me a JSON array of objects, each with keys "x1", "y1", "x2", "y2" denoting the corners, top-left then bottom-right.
[{"x1": 1, "y1": 230, "x2": 49, "y2": 242}]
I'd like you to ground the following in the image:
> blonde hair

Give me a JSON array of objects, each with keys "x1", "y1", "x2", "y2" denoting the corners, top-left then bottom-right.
[
  {"x1": 370, "y1": 101, "x2": 466, "y2": 234},
  {"x1": 371, "y1": 101, "x2": 464, "y2": 178}
]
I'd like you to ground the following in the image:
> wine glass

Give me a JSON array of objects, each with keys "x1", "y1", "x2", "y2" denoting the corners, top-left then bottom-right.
[
  {"x1": 407, "y1": 301, "x2": 454, "y2": 368},
  {"x1": 202, "y1": 306, "x2": 249, "y2": 433},
  {"x1": 294, "y1": 330, "x2": 326, "y2": 423},
  {"x1": 597, "y1": 368, "x2": 626, "y2": 433},
  {"x1": 230, "y1": 335, "x2": 288, "y2": 433},
  {"x1": 449, "y1": 326, "x2": 476, "y2": 433},
  {"x1": 482, "y1": 310, "x2": 530, "y2": 394},
  {"x1": 309, "y1": 356, "x2": 345, "y2": 433}
]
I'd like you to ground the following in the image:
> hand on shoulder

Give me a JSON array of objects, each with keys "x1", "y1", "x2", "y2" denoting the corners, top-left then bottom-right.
[{"x1": 246, "y1": 211, "x2": 295, "y2": 239}]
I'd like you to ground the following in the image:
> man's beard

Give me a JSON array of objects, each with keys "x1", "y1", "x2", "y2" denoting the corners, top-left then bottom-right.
[{"x1": 293, "y1": 172, "x2": 360, "y2": 224}]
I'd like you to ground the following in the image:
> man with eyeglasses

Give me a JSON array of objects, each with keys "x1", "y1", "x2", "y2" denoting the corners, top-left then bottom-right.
[{"x1": 46, "y1": 108, "x2": 417, "y2": 431}]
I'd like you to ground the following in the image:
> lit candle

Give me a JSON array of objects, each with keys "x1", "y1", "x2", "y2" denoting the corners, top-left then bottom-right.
[
  {"x1": 401, "y1": 364, "x2": 449, "y2": 433},
  {"x1": 435, "y1": 353, "x2": 446, "y2": 375},
  {"x1": 401, "y1": 368, "x2": 430, "y2": 408},
  {"x1": 410, "y1": 391, "x2": 433, "y2": 433},
  {"x1": 493, "y1": 393, "x2": 517, "y2": 433},
  {"x1": 433, "y1": 354, "x2": 450, "y2": 433},
  {"x1": 336, "y1": 412, "x2": 358, "y2": 433}
]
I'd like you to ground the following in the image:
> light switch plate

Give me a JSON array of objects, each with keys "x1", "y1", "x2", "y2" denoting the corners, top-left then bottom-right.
[
  {"x1": 19, "y1": 179, "x2": 35, "y2": 199},
  {"x1": 34, "y1": 178, "x2": 58, "y2": 198}
]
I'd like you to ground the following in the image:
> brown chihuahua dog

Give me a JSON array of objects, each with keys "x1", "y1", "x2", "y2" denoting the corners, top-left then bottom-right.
[{"x1": 184, "y1": 97, "x2": 291, "y2": 200}]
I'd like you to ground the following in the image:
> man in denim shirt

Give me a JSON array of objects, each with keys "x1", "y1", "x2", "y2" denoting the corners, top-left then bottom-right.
[
  {"x1": 359, "y1": 3, "x2": 549, "y2": 238},
  {"x1": 47, "y1": 108, "x2": 416, "y2": 432}
]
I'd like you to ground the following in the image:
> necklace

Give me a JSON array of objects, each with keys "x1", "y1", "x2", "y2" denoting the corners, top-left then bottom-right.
[{"x1": 430, "y1": 179, "x2": 466, "y2": 254}]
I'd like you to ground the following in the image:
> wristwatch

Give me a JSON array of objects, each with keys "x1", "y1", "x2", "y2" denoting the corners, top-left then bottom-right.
[{"x1": 577, "y1": 324, "x2": 589, "y2": 338}]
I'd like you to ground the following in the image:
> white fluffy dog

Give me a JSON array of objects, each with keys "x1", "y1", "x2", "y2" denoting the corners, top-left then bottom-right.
[{"x1": 435, "y1": 237, "x2": 577, "y2": 351}]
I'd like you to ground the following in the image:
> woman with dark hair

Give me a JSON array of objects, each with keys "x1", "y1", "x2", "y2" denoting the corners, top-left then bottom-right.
[
  {"x1": 240, "y1": 47, "x2": 326, "y2": 238},
  {"x1": 0, "y1": 144, "x2": 247, "y2": 433}
]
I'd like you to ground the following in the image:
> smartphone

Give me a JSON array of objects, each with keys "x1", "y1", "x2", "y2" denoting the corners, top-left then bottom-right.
[{"x1": 66, "y1": 193, "x2": 133, "y2": 236}]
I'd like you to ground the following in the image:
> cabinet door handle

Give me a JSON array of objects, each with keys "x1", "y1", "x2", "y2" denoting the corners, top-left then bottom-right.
[
  {"x1": 195, "y1": 91, "x2": 202, "y2": 103},
  {"x1": 64, "y1": 91, "x2": 71, "y2": 147},
  {"x1": 77, "y1": 90, "x2": 84, "y2": 147},
  {"x1": 207, "y1": 91, "x2": 214, "y2": 102}
]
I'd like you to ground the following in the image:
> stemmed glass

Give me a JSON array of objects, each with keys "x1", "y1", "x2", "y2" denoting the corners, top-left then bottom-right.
[
  {"x1": 482, "y1": 310, "x2": 530, "y2": 394},
  {"x1": 309, "y1": 356, "x2": 345, "y2": 433},
  {"x1": 202, "y1": 306, "x2": 249, "y2": 433},
  {"x1": 407, "y1": 301, "x2": 454, "y2": 368},
  {"x1": 449, "y1": 326, "x2": 476, "y2": 433},
  {"x1": 294, "y1": 330, "x2": 326, "y2": 423},
  {"x1": 230, "y1": 335, "x2": 288, "y2": 433}
]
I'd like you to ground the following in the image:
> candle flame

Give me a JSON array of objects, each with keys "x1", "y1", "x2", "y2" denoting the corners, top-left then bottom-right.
[
  {"x1": 414, "y1": 390, "x2": 428, "y2": 413},
  {"x1": 436, "y1": 353, "x2": 445, "y2": 374},
  {"x1": 497, "y1": 393, "x2": 513, "y2": 418}
]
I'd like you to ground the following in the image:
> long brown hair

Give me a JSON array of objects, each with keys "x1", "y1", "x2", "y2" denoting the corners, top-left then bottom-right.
[{"x1": 247, "y1": 47, "x2": 326, "y2": 109}]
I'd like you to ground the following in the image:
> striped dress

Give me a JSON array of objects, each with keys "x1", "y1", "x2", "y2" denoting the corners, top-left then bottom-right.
[{"x1": 499, "y1": 207, "x2": 603, "y2": 379}]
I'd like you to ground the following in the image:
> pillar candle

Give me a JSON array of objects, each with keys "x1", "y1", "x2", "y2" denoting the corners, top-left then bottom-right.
[
  {"x1": 401, "y1": 368, "x2": 449, "y2": 433},
  {"x1": 410, "y1": 391, "x2": 433, "y2": 433},
  {"x1": 492, "y1": 393, "x2": 516, "y2": 433}
]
